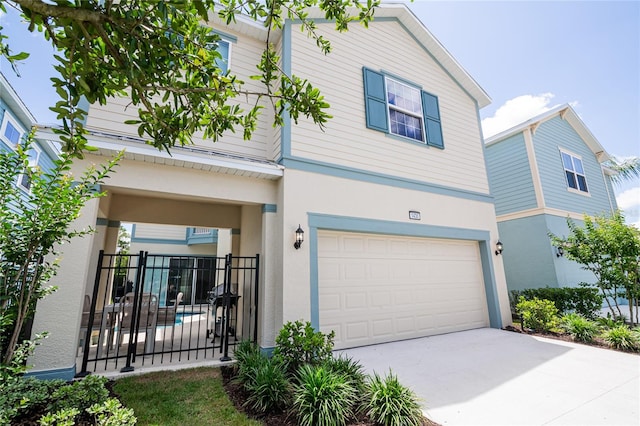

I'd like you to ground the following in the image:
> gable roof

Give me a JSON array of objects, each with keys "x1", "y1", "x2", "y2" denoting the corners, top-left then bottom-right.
[
  {"x1": 1, "y1": 72, "x2": 60, "y2": 158},
  {"x1": 0, "y1": 72, "x2": 37, "y2": 128},
  {"x1": 484, "y1": 104, "x2": 611, "y2": 163},
  {"x1": 211, "y1": 3, "x2": 492, "y2": 108}
]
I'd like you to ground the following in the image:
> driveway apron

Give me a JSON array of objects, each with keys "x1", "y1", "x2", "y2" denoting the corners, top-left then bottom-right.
[{"x1": 339, "y1": 328, "x2": 639, "y2": 425}]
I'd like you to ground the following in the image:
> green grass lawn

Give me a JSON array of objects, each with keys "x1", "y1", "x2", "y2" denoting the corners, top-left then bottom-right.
[{"x1": 113, "y1": 367, "x2": 260, "y2": 426}]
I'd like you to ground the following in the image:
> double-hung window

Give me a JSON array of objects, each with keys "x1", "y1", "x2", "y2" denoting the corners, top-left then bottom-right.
[
  {"x1": 561, "y1": 151, "x2": 588, "y2": 193},
  {"x1": 363, "y1": 67, "x2": 444, "y2": 148}
]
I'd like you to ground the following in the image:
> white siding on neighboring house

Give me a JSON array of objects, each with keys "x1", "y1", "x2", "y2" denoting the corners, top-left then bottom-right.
[
  {"x1": 132, "y1": 223, "x2": 187, "y2": 241},
  {"x1": 289, "y1": 21, "x2": 489, "y2": 194}
]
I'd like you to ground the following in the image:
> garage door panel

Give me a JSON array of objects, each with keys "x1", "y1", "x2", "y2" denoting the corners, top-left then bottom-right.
[{"x1": 319, "y1": 231, "x2": 489, "y2": 349}]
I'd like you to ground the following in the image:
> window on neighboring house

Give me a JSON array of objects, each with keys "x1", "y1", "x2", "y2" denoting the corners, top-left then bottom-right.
[
  {"x1": 561, "y1": 151, "x2": 588, "y2": 193},
  {"x1": 192, "y1": 227, "x2": 211, "y2": 235},
  {"x1": 362, "y1": 67, "x2": 444, "y2": 148},
  {"x1": 1, "y1": 116, "x2": 23, "y2": 147},
  {"x1": 17, "y1": 146, "x2": 40, "y2": 192}
]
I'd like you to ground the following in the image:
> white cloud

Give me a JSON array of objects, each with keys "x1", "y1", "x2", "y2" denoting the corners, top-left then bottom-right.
[
  {"x1": 616, "y1": 186, "x2": 640, "y2": 228},
  {"x1": 482, "y1": 93, "x2": 560, "y2": 138}
]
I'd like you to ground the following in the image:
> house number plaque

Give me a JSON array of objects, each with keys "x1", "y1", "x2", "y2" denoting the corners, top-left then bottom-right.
[{"x1": 409, "y1": 211, "x2": 421, "y2": 220}]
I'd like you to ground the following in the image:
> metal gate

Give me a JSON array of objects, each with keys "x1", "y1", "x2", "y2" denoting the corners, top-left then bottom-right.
[{"x1": 78, "y1": 251, "x2": 259, "y2": 375}]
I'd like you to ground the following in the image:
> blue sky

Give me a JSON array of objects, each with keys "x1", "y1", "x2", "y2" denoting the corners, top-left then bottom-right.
[{"x1": 1, "y1": 1, "x2": 639, "y2": 223}]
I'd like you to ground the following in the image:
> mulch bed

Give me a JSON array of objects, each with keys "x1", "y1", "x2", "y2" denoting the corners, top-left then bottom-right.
[{"x1": 503, "y1": 325, "x2": 637, "y2": 354}]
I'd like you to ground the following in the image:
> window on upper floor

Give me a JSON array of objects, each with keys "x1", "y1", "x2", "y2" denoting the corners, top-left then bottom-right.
[
  {"x1": 362, "y1": 67, "x2": 444, "y2": 148},
  {"x1": 561, "y1": 150, "x2": 588, "y2": 193},
  {"x1": 215, "y1": 39, "x2": 231, "y2": 73},
  {"x1": 17, "y1": 145, "x2": 41, "y2": 192}
]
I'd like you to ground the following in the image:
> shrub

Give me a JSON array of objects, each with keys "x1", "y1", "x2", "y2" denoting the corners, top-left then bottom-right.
[
  {"x1": 365, "y1": 371, "x2": 424, "y2": 426},
  {"x1": 512, "y1": 286, "x2": 603, "y2": 319},
  {"x1": 293, "y1": 364, "x2": 357, "y2": 426},
  {"x1": 596, "y1": 315, "x2": 627, "y2": 330},
  {"x1": 516, "y1": 296, "x2": 559, "y2": 332},
  {"x1": 324, "y1": 355, "x2": 367, "y2": 391},
  {"x1": 0, "y1": 375, "x2": 122, "y2": 425},
  {"x1": 234, "y1": 347, "x2": 268, "y2": 389},
  {"x1": 602, "y1": 325, "x2": 639, "y2": 351},
  {"x1": 243, "y1": 356, "x2": 291, "y2": 414},
  {"x1": 233, "y1": 340, "x2": 262, "y2": 377},
  {"x1": 86, "y1": 397, "x2": 137, "y2": 426},
  {"x1": 38, "y1": 407, "x2": 80, "y2": 426},
  {"x1": 0, "y1": 377, "x2": 65, "y2": 424},
  {"x1": 48, "y1": 375, "x2": 110, "y2": 414},
  {"x1": 274, "y1": 320, "x2": 335, "y2": 375},
  {"x1": 324, "y1": 355, "x2": 368, "y2": 412},
  {"x1": 560, "y1": 313, "x2": 600, "y2": 343}
]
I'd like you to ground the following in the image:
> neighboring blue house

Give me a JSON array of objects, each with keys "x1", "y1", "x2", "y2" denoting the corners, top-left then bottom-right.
[
  {"x1": 485, "y1": 104, "x2": 618, "y2": 293},
  {"x1": 1, "y1": 72, "x2": 58, "y2": 191}
]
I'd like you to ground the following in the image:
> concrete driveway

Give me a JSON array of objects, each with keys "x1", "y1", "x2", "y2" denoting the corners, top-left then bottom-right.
[{"x1": 340, "y1": 328, "x2": 639, "y2": 425}]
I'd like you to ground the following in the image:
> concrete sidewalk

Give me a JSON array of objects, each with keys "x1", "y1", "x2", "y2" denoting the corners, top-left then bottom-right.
[{"x1": 340, "y1": 328, "x2": 639, "y2": 425}]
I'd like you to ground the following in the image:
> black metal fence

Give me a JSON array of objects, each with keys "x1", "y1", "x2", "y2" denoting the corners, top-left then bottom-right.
[{"x1": 78, "y1": 251, "x2": 259, "y2": 375}]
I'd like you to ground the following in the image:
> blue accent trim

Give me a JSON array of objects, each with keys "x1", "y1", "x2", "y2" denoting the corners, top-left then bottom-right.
[
  {"x1": 282, "y1": 156, "x2": 493, "y2": 203},
  {"x1": 478, "y1": 240, "x2": 502, "y2": 328},
  {"x1": 260, "y1": 346, "x2": 275, "y2": 357},
  {"x1": 262, "y1": 204, "x2": 277, "y2": 213},
  {"x1": 107, "y1": 220, "x2": 120, "y2": 228},
  {"x1": 232, "y1": 228, "x2": 241, "y2": 235},
  {"x1": 211, "y1": 29, "x2": 238, "y2": 43},
  {"x1": 307, "y1": 214, "x2": 503, "y2": 331},
  {"x1": 131, "y1": 237, "x2": 189, "y2": 245},
  {"x1": 96, "y1": 218, "x2": 108, "y2": 226},
  {"x1": 308, "y1": 214, "x2": 489, "y2": 240},
  {"x1": 25, "y1": 365, "x2": 76, "y2": 381},
  {"x1": 309, "y1": 225, "x2": 320, "y2": 327},
  {"x1": 186, "y1": 228, "x2": 219, "y2": 245},
  {"x1": 279, "y1": 20, "x2": 293, "y2": 163}
]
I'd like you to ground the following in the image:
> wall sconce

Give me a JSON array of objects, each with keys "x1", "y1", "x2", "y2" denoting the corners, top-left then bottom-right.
[
  {"x1": 495, "y1": 240, "x2": 504, "y2": 256},
  {"x1": 556, "y1": 246, "x2": 565, "y2": 257},
  {"x1": 294, "y1": 225, "x2": 304, "y2": 249}
]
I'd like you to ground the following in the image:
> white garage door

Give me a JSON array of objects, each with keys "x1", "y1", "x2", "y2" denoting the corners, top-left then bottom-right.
[{"x1": 318, "y1": 231, "x2": 489, "y2": 349}]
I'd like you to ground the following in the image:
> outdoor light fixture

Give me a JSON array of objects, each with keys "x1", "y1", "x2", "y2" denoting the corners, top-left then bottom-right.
[
  {"x1": 556, "y1": 246, "x2": 565, "y2": 257},
  {"x1": 294, "y1": 225, "x2": 304, "y2": 249},
  {"x1": 495, "y1": 240, "x2": 504, "y2": 256}
]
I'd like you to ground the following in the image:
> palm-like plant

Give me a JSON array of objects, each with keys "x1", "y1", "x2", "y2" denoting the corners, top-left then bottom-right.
[{"x1": 605, "y1": 156, "x2": 640, "y2": 185}]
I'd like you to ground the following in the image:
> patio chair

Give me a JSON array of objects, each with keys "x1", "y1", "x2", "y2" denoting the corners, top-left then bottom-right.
[
  {"x1": 78, "y1": 295, "x2": 118, "y2": 355},
  {"x1": 156, "y1": 292, "x2": 184, "y2": 346},
  {"x1": 117, "y1": 292, "x2": 159, "y2": 352}
]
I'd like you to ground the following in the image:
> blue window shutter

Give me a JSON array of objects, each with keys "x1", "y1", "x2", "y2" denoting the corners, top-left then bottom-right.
[
  {"x1": 421, "y1": 91, "x2": 444, "y2": 149},
  {"x1": 363, "y1": 68, "x2": 389, "y2": 132}
]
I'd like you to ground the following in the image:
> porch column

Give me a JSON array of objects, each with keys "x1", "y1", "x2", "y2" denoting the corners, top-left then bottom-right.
[
  {"x1": 258, "y1": 204, "x2": 281, "y2": 350},
  {"x1": 28, "y1": 197, "x2": 102, "y2": 380}
]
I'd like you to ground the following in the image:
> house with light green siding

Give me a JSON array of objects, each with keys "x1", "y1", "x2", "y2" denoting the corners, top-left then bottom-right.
[
  {"x1": 485, "y1": 104, "x2": 618, "y2": 294},
  {"x1": 1, "y1": 73, "x2": 59, "y2": 195}
]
